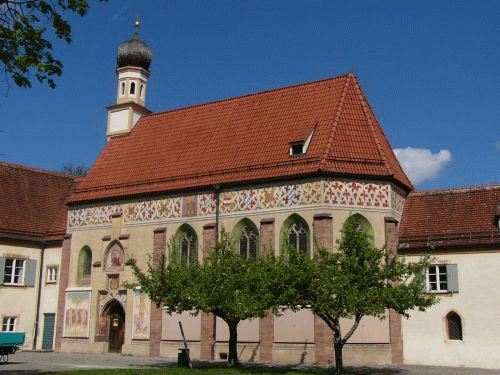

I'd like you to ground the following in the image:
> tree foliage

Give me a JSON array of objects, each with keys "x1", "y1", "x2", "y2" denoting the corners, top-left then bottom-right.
[
  {"x1": 0, "y1": 0, "x2": 107, "y2": 92},
  {"x1": 278, "y1": 219, "x2": 436, "y2": 371},
  {"x1": 127, "y1": 229, "x2": 280, "y2": 367},
  {"x1": 61, "y1": 162, "x2": 87, "y2": 176}
]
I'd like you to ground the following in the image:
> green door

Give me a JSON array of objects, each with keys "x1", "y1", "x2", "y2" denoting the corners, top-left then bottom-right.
[{"x1": 42, "y1": 314, "x2": 56, "y2": 350}]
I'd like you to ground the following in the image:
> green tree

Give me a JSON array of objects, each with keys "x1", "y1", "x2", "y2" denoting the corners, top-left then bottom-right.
[
  {"x1": 61, "y1": 162, "x2": 87, "y2": 176},
  {"x1": 128, "y1": 229, "x2": 279, "y2": 367},
  {"x1": 279, "y1": 219, "x2": 436, "y2": 372},
  {"x1": 0, "y1": 0, "x2": 107, "y2": 92}
]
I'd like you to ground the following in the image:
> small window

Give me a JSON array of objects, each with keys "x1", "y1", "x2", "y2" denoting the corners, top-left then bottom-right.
[
  {"x1": 121, "y1": 82, "x2": 125, "y2": 95},
  {"x1": 447, "y1": 312, "x2": 463, "y2": 340},
  {"x1": 290, "y1": 142, "x2": 304, "y2": 156},
  {"x1": 46, "y1": 266, "x2": 58, "y2": 283},
  {"x1": 426, "y1": 264, "x2": 459, "y2": 293},
  {"x1": 130, "y1": 82, "x2": 136, "y2": 95},
  {"x1": 140, "y1": 84, "x2": 144, "y2": 98},
  {"x1": 4, "y1": 259, "x2": 26, "y2": 285},
  {"x1": 2, "y1": 317, "x2": 16, "y2": 332}
]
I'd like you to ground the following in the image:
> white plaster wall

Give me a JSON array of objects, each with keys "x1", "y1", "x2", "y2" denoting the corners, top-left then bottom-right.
[
  {"x1": 216, "y1": 317, "x2": 259, "y2": 342},
  {"x1": 0, "y1": 244, "x2": 41, "y2": 349},
  {"x1": 162, "y1": 311, "x2": 201, "y2": 341},
  {"x1": 36, "y1": 247, "x2": 62, "y2": 350},
  {"x1": 275, "y1": 309, "x2": 315, "y2": 343},
  {"x1": 403, "y1": 251, "x2": 500, "y2": 369}
]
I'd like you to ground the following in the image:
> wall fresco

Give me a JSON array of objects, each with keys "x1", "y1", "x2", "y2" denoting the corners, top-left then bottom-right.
[
  {"x1": 63, "y1": 291, "x2": 91, "y2": 337},
  {"x1": 132, "y1": 290, "x2": 151, "y2": 340},
  {"x1": 68, "y1": 180, "x2": 404, "y2": 228}
]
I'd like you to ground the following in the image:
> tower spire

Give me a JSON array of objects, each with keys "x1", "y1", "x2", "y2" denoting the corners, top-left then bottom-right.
[
  {"x1": 106, "y1": 21, "x2": 152, "y2": 140},
  {"x1": 134, "y1": 14, "x2": 140, "y2": 36}
]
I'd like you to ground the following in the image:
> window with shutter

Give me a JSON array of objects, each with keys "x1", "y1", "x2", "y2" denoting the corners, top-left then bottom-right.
[
  {"x1": 0, "y1": 257, "x2": 5, "y2": 284},
  {"x1": 3, "y1": 258, "x2": 30, "y2": 286},
  {"x1": 426, "y1": 264, "x2": 458, "y2": 293}
]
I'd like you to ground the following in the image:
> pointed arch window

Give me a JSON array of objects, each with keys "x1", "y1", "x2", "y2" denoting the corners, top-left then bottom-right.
[
  {"x1": 77, "y1": 246, "x2": 92, "y2": 285},
  {"x1": 447, "y1": 312, "x2": 463, "y2": 341},
  {"x1": 140, "y1": 84, "x2": 144, "y2": 98},
  {"x1": 281, "y1": 215, "x2": 310, "y2": 255},
  {"x1": 240, "y1": 225, "x2": 258, "y2": 259},
  {"x1": 342, "y1": 213, "x2": 375, "y2": 244},
  {"x1": 288, "y1": 222, "x2": 308, "y2": 253},
  {"x1": 121, "y1": 82, "x2": 125, "y2": 95},
  {"x1": 176, "y1": 225, "x2": 198, "y2": 266},
  {"x1": 130, "y1": 81, "x2": 136, "y2": 95}
]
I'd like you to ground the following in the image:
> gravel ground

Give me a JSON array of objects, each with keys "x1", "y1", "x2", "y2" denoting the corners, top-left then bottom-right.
[{"x1": 0, "y1": 351, "x2": 499, "y2": 375}]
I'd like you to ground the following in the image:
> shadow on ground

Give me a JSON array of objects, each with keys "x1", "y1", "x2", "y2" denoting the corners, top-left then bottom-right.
[{"x1": 134, "y1": 360, "x2": 408, "y2": 374}]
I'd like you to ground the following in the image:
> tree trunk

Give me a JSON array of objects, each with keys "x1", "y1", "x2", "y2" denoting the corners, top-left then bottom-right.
[
  {"x1": 332, "y1": 318, "x2": 344, "y2": 372},
  {"x1": 227, "y1": 320, "x2": 239, "y2": 367},
  {"x1": 334, "y1": 338, "x2": 344, "y2": 372}
]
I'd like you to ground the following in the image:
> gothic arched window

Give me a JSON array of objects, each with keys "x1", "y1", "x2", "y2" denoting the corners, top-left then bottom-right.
[
  {"x1": 342, "y1": 213, "x2": 375, "y2": 244},
  {"x1": 239, "y1": 225, "x2": 258, "y2": 259},
  {"x1": 281, "y1": 215, "x2": 310, "y2": 255},
  {"x1": 77, "y1": 246, "x2": 92, "y2": 285},
  {"x1": 176, "y1": 225, "x2": 198, "y2": 266}
]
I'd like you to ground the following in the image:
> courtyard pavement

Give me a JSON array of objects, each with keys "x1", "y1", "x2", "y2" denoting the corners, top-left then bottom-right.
[{"x1": 0, "y1": 351, "x2": 498, "y2": 375}]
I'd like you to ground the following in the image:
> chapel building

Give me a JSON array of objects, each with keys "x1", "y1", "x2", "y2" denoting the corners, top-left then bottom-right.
[{"x1": 54, "y1": 26, "x2": 412, "y2": 365}]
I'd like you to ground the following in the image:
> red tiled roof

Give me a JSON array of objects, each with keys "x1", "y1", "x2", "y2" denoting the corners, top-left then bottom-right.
[
  {"x1": 0, "y1": 162, "x2": 78, "y2": 244},
  {"x1": 70, "y1": 74, "x2": 412, "y2": 204},
  {"x1": 399, "y1": 185, "x2": 500, "y2": 250}
]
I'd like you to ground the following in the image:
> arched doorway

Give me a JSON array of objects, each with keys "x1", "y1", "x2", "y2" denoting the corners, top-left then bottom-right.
[{"x1": 102, "y1": 299, "x2": 125, "y2": 353}]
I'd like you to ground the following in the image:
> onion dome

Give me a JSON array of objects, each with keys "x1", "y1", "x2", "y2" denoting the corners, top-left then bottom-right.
[{"x1": 117, "y1": 20, "x2": 152, "y2": 70}]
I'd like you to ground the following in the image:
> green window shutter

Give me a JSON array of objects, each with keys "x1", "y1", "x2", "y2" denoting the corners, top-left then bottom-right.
[
  {"x1": 0, "y1": 257, "x2": 5, "y2": 284},
  {"x1": 447, "y1": 264, "x2": 459, "y2": 293},
  {"x1": 25, "y1": 259, "x2": 37, "y2": 287},
  {"x1": 422, "y1": 268, "x2": 428, "y2": 292}
]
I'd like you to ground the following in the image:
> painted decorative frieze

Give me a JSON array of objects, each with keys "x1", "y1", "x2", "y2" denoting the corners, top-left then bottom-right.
[
  {"x1": 68, "y1": 180, "x2": 405, "y2": 228},
  {"x1": 391, "y1": 185, "x2": 406, "y2": 212},
  {"x1": 69, "y1": 204, "x2": 122, "y2": 227},
  {"x1": 323, "y1": 181, "x2": 389, "y2": 207}
]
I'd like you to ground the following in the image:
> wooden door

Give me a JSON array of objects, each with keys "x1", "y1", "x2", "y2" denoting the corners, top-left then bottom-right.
[{"x1": 108, "y1": 312, "x2": 124, "y2": 353}]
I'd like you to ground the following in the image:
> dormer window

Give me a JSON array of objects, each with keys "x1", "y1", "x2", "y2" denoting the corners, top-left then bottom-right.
[
  {"x1": 290, "y1": 142, "x2": 305, "y2": 156},
  {"x1": 289, "y1": 126, "x2": 316, "y2": 157}
]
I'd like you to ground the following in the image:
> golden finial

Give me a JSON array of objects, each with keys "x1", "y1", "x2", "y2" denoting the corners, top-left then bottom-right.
[{"x1": 134, "y1": 14, "x2": 140, "y2": 35}]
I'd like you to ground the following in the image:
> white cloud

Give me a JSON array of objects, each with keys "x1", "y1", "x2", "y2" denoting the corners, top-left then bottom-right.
[{"x1": 394, "y1": 147, "x2": 452, "y2": 186}]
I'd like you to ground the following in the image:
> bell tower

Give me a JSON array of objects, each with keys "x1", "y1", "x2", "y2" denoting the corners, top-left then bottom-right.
[{"x1": 106, "y1": 18, "x2": 152, "y2": 140}]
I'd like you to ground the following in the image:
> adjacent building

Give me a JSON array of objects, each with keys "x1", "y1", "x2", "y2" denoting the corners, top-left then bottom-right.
[
  {"x1": 399, "y1": 185, "x2": 500, "y2": 369},
  {"x1": 0, "y1": 162, "x2": 78, "y2": 350}
]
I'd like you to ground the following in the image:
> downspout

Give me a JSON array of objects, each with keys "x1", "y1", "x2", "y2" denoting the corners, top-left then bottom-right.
[
  {"x1": 214, "y1": 184, "x2": 221, "y2": 242},
  {"x1": 212, "y1": 184, "x2": 221, "y2": 359},
  {"x1": 33, "y1": 240, "x2": 46, "y2": 350}
]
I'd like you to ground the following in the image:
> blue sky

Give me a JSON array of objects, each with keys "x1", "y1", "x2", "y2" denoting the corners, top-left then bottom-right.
[{"x1": 1, "y1": 1, "x2": 499, "y2": 190}]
